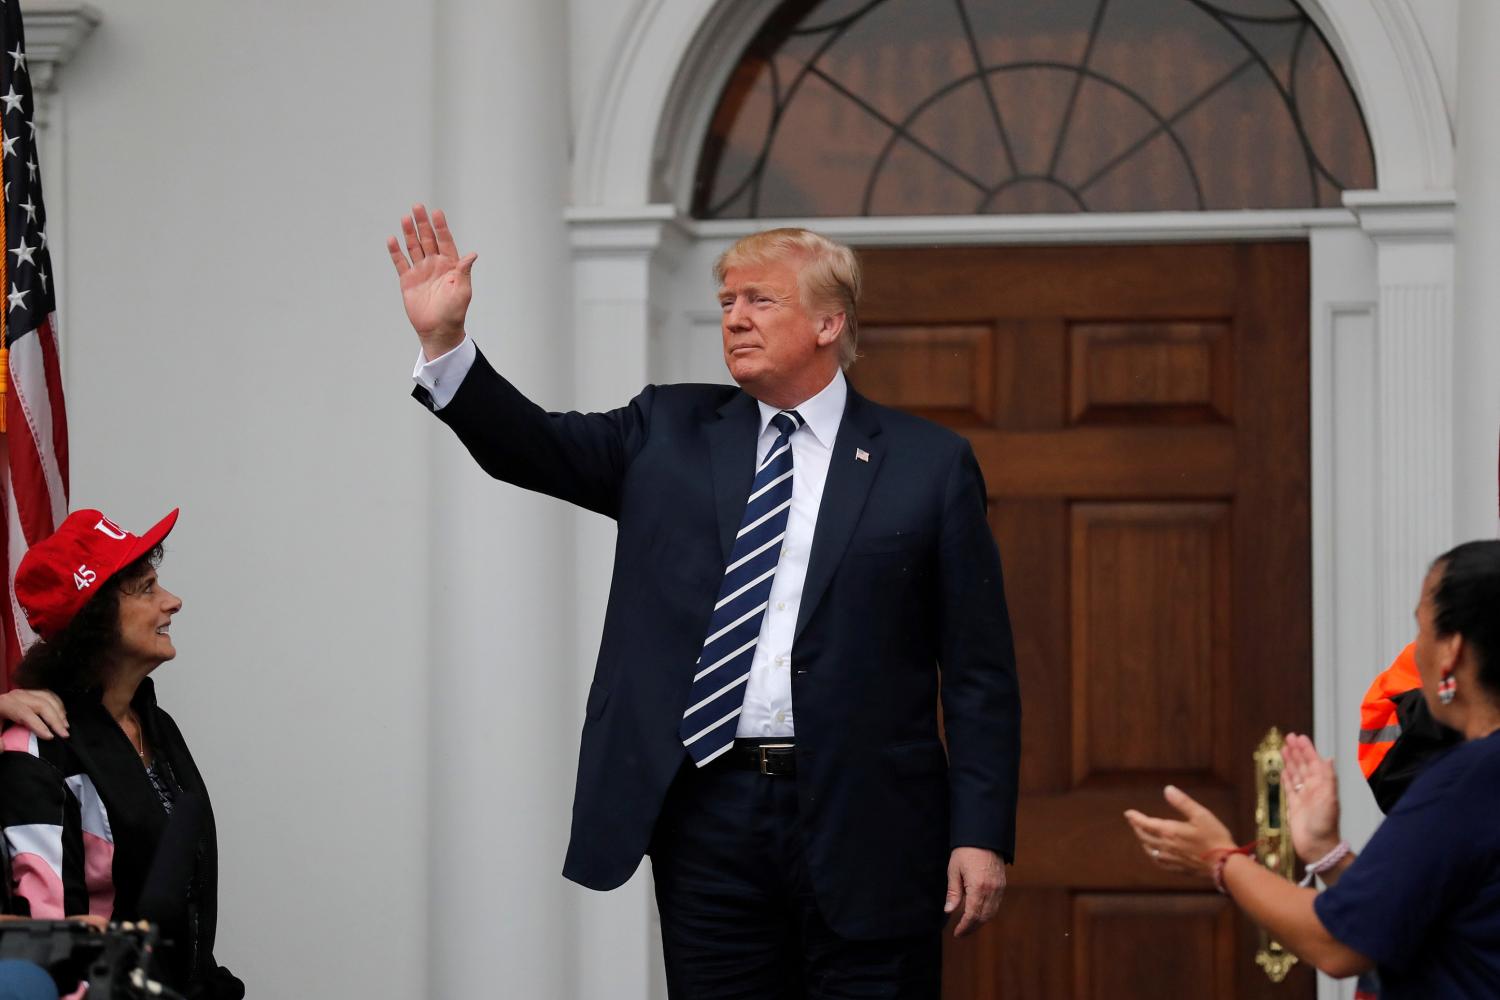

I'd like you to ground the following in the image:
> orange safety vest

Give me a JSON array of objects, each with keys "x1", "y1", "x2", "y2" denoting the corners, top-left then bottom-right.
[{"x1": 1357, "y1": 643, "x2": 1421, "y2": 779}]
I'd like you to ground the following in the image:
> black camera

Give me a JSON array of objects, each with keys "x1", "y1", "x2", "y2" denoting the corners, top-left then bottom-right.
[{"x1": 0, "y1": 919, "x2": 181, "y2": 1000}]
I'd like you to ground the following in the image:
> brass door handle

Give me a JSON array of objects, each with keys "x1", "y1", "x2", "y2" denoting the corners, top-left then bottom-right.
[{"x1": 1254, "y1": 726, "x2": 1298, "y2": 982}]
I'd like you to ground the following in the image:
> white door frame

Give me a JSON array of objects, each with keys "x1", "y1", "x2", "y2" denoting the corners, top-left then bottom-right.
[{"x1": 564, "y1": 4, "x2": 1456, "y2": 999}]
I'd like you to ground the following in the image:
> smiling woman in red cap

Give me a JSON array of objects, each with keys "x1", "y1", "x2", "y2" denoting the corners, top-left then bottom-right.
[{"x1": 0, "y1": 508, "x2": 242, "y2": 1000}]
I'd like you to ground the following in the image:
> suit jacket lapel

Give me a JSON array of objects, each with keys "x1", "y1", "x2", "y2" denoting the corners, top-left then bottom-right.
[
  {"x1": 705, "y1": 391, "x2": 761, "y2": 563},
  {"x1": 796, "y1": 389, "x2": 882, "y2": 640}
]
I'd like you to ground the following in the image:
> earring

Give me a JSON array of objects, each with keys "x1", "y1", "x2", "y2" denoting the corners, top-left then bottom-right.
[{"x1": 1438, "y1": 672, "x2": 1457, "y2": 705}]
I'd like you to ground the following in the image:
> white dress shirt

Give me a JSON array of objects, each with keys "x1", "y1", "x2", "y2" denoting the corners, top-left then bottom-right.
[{"x1": 413, "y1": 340, "x2": 847, "y2": 738}]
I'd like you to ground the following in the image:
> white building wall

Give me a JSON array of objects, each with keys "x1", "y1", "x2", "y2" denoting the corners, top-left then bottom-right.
[
  {"x1": 37, "y1": 0, "x2": 585, "y2": 992},
  {"x1": 425, "y1": 1, "x2": 578, "y2": 997},
  {"x1": 1453, "y1": 0, "x2": 1500, "y2": 540},
  {"x1": 1406, "y1": 0, "x2": 1460, "y2": 135},
  {"x1": 42, "y1": 1, "x2": 437, "y2": 996}
]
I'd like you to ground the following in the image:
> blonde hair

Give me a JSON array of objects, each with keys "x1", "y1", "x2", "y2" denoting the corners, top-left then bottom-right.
[{"x1": 714, "y1": 228, "x2": 862, "y2": 369}]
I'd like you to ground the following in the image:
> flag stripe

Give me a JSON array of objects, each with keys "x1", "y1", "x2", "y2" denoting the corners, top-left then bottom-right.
[
  {"x1": 5, "y1": 374, "x2": 52, "y2": 548},
  {"x1": 4, "y1": 463, "x2": 38, "y2": 669},
  {"x1": 1, "y1": 4, "x2": 68, "y2": 688},
  {"x1": 37, "y1": 318, "x2": 68, "y2": 496},
  {"x1": 0, "y1": 456, "x2": 22, "y2": 674},
  {"x1": 10, "y1": 329, "x2": 66, "y2": 525}
]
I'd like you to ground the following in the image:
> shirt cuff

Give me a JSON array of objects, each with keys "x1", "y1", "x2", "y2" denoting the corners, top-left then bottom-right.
[{"x1": 411, "y1": 338, "x2": 476, "y2": 411}]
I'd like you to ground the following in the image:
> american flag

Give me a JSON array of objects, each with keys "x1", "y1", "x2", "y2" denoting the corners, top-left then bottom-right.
[{"x1": 1, "y1": 1, "x2": 68, "y2": 688}]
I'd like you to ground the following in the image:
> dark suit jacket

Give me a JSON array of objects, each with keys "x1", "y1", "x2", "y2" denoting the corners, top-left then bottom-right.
[{"x1": 419, "y1": 348, "x2": 1020, "y2": 939}]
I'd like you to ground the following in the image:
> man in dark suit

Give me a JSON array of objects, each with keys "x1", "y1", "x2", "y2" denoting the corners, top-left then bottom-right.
[{"x1": 388, "y1": 204, "x2": 1020, "y2": 998}]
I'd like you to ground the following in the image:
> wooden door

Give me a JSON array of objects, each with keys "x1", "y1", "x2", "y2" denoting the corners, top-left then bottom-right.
[{"x1": 852, "y1": 243, "x2": 1313, "y2": 1000}]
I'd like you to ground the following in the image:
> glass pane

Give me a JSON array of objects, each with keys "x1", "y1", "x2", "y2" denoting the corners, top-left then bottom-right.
[
  {"x1": 902, "y1": 77, "x2": 1013, "y2": 191},
  {"x1": 814, "y1": 0, "x2": 973, "y2": 127},
  {"x1": 868, "y1": 138, "x2": 991, "y2": 215},
  {"x1": 1087, "y1": 0, "x2": 1257, "y2": 123},
  {"x1": 692, "y1": 0, "x2": 1375, "y2": 217},
  {"x1": 1175, "y1": 67, "x2": 1317, "y2": 209},
  {"x1": 758, "y1": 72, "x2": 894, "y2": 216},
  {"x1": 695, "y1": 60, "x2": 776, "y2": 217},
  {"x1": 1294, "y1": 29, "x2": 1377, "y2": 196},
  {"x1": 966, "y1": 0, "x2": 1098, "y2": 69},
  {"x1": 1055, "y1": 77, "x2": 1192, "y2": 204},
  {"x1": 1079, "y1": 132, "x2": 1201, "y2": 213}
]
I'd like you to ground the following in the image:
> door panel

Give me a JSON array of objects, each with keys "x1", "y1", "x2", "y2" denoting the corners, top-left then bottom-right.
[
  {"x1": 1068, "y1": 321, "x2": 1234, "y2": 423},
  {"x1": 1073, "y1": 894, "x2": 1236, "y2": 999},
  {"x1": 852, "y1": 243, "x2": 1313, "y2": 999},
  {"x1": 1070, "y1": 502, "x2": 1232, "y2": 782}
]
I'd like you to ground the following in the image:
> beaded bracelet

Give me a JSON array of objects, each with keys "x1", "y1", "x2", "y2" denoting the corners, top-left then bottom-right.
[
  {"x1": 1201, "y1": 841, "x2": 1259, "y2": 895},
  {"x1": 1298, "y1": 840, "x2": 1351, "y2": 886}
]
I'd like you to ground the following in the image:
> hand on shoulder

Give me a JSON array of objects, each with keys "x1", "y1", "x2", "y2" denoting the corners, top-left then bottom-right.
[{"x1": 0, "y1": 687, "x2": 68, "y2": 739}]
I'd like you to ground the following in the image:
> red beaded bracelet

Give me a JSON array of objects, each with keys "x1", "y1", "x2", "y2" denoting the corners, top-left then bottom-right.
[{"x1": 1200, "y1": 840, "x2": 1259, "y2": 895}]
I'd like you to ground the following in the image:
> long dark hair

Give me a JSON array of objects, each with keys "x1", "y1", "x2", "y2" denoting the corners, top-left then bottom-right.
[
  {"x1": 14, "y1": 544, "x2": 164, "y2": 694},
  {"x1": 1431, "y1": 539, "x2": 1500, "y2": 696}
]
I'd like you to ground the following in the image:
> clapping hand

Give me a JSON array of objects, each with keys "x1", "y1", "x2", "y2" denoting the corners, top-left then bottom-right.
[
  {"x1": 386, "y1": 204, "x2": 476, "y2": 360},
  {"x1": 1124, "y1": 785, "x2": 1238, "y2": 880},
  {"x1": 1282, "y1": 731, "x2": 1342, "y2": 863}
]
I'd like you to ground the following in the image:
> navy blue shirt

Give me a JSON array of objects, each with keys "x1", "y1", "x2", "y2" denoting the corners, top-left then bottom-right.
[{"x1": 1315, "y1": 730, "x2": 1500, "y2": 998}]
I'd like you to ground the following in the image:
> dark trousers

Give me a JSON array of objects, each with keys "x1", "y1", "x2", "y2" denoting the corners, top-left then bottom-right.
[{"x1": 649, "y1": 760, "x2": 942, "y2": 1000}]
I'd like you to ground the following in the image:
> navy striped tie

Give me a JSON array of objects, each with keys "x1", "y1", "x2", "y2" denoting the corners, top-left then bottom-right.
[{"x1": 680, "y1": 409, "x2": 803, "y2": 766}]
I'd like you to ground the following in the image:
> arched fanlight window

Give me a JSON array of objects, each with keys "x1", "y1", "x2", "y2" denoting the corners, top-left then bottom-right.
[{"x1": 693, "y1": 0, "x2": 1375, "y2": 217}]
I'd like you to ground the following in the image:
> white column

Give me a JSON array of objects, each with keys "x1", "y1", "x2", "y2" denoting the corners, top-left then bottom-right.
[
  {"x1": 1308, "y1": 221, "x2": 1380, "y2": 1000},
  {"x1": 1454, "y1": 0, "x2": 1500, "y2": 539},
  {"x1": 427, "y1": 1, "x2": 576, "y2": 997},
  {"x1": 1344, "y1": 193, "x2": 1457, "y2": 659},
  {"x1": 564, "y1": 204, "x2": 687, "y2": 1000}
]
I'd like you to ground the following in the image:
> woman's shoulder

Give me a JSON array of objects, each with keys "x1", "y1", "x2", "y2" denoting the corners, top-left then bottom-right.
[
  {"x1": 2, "y1": 720, "x2": 92, "y2": 772},
  {"x1": 1434, "y1": 730, "x2": 1500, "y2": 777},
  {"x1": 1, "y1": 723, "x2": 40, "y2": 756},
  {"x1": 0, "y1": 723, "x2": 74, "y2": 768},
  {"x1": 1392, "y1": 732, "x2": 1500, "y2": 817},
  {"x1": 0, "y1": 725, "x2": 74, "y2": 801}
]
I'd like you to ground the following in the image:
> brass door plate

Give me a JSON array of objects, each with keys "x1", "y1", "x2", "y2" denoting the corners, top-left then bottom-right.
[{"x1": 1254, "y1": 726, "x2": 1299, "y2": 982}]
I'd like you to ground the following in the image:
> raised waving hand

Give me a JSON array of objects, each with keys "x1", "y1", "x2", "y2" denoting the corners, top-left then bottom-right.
[{"x1": 387, "y1": 204, "x2": 476, "y2": 360}]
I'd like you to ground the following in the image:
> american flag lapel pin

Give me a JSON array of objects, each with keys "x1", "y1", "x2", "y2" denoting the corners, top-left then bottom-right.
[{"x1": 855, "y1": 448, "x2": 870, "y2": 463}]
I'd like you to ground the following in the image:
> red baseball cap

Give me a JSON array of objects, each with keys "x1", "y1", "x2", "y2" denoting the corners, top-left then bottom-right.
[{"x1": 15, "y1": 508, "x2": 179, "y2": 638}]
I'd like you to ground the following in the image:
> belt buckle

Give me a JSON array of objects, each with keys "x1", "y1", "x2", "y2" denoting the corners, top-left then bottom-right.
[{"x1": 758, "y1": 743, "x2": 794, "y2": 775}]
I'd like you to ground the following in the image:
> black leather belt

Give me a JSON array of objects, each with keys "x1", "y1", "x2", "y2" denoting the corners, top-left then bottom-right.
[{"x1": 711, "y1": 739, "x2": 797, "y2": 776}]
